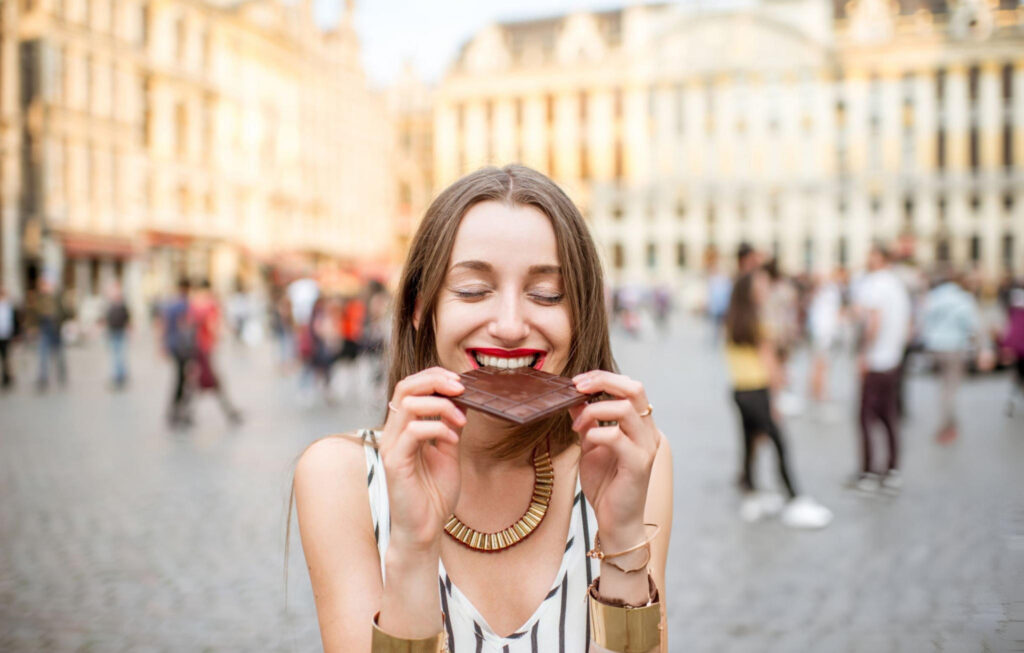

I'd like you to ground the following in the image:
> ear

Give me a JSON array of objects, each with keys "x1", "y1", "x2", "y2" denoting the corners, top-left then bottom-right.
[{"x1": 412, "y1": 296, "x2": 422, "y2": 331}]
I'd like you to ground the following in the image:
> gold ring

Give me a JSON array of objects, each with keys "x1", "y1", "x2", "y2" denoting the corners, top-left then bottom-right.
[{"x1": 638, "y1": 404, "x2": 653, "y2": 418}]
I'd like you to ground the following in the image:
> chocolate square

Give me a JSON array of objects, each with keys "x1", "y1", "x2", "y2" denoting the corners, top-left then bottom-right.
[{"x1": 450, "y1": 367, "x2": 590, "y2": 425}]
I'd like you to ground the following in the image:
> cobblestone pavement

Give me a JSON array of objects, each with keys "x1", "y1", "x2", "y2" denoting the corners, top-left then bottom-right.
[{"x1": 1, "y1": 318, "x2": 1021, "y2": 652}]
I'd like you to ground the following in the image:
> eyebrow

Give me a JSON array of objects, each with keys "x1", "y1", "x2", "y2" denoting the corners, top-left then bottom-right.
[{"x1": 450, "y1": 260, "x2": 561, "y2": 275}]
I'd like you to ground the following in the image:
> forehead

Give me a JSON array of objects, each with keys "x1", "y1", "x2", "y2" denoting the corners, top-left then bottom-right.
[{"x1": 450, "y1": 201, "x2": 559, "y2": 268}]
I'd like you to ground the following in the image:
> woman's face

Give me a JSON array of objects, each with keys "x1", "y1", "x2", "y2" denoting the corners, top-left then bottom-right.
[{"x1": 430, "y1": 200, "x2": 572, "y2": 376}]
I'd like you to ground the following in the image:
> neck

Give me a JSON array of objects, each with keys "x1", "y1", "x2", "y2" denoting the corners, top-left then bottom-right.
[{"x1": 458, "y1": 411, "x2": 538, "y2": 478}]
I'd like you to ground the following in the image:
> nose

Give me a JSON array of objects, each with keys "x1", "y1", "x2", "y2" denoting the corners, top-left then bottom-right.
[{"x1": 487, "y1": 291, "x2": 530, "y2": 343}]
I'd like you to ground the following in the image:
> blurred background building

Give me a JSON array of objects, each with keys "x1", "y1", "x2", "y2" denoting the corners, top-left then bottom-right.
[
  {"x1": 1, "y1": 0, "x2": 392, "y2": 313},
  {"x1": 2, "y1": 0, "x2": 1023, "y2": 313},
  {"x1": 434, "y1": 0, "x2": 1024, "y2": 290}
]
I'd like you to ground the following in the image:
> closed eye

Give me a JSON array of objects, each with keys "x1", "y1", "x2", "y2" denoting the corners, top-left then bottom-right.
[{"x1": 529, "y1": 292, "x2": 563, "y2": 305}]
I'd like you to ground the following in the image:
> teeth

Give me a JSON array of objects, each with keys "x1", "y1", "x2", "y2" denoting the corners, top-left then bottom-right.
[{"x1": 475, "y1": 353, "x2": 538, "y2": 369}]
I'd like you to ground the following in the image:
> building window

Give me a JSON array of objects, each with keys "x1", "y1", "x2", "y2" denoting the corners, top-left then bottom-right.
[
  {"x1": 139, "y1": 3, "x2": 148, "y2": 45},
  {"x1": 1002, "y1": 63, "x2": 1014, "y2": 102},
  {"x1": 803, "y1": 237, "x2": 813, "y2": 272},
  {"x1": 675, "y1": 84, "x2": 685, "y2": 134},
  {"x1": 969, "y1": 127, "x2": 979, "y2": 171},
  {"x1": 936, "y1": 68, "x2": 946, "y2": 103},
  {"x1": 1004, "y1": 193, "x2": 1014, "y2": 213},
  {"x1": 612, "y1": 242, "x2": 624, "y2": 269},
  {"x1": 1003, "y1": 234, "x2": 1015, "y2": 270},
  {"x1": 938, "y1": 196, "x2": 947, "y2": 222},
  {"x1": 676, "y1": 242, "x2": 687, "y2": 268},
  {"x1": 613, "y1": 140, "x2": 623, "y2": 181},
  {"x1": 937, "y1": 129, "x2": 946, "y2": 170},
  {"x1": 675, "y1": 200, "x2": 685, "y2": 220},
  {"x1": 870, "y1": 196, "x2": 881, "y2": 215},
  {"x1": 936, "y1": 239, "x2": 950, "y2": 262},
  {"x1": 903, "y1": 197, "x2": 914, "y2": 222},
  {"x1": 546, "y1": 94, "x2": 555, "y2": 125},
  {"x1": 970, "y1": 235, "x2": 981, "y2": 263},
  {"x1": 175, "y1": 102, "x2": 188, "y2": 156},
  {"x1": 1004, "y1": 123, "x2": 1014, "y2": 169},
  {"x1": 646, "y1": 243, "x2": 657, "y2": 269},
  {"x1": 838, "y1": 236, "x2": 848, "y2": 266},
  {"x1": 611, "y1": 203, "x2": 624, "y2": 221},
  {"x1": 707, "y1": 204, "x2": 716, "y2": 226},
  {"x1": 737, "y1": 201, "x2": 747, "y2": 223},
  {"x1": 970, "y1": 194, "x2": 981, "y2": 212},
  {"x1": 175, "y1": 16, "x2": 186, "y2": 62}
]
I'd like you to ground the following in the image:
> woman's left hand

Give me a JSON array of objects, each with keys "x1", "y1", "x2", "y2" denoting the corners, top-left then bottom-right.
[{"x1": 570, "y1": 370, "x2": 660, "y2": 552}]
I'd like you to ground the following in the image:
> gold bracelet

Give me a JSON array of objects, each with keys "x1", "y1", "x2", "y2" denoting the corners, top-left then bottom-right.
[
  {"x1": 588, "y1": 575, "x2": 662, "y2": 653},
  {"x1": 603, "y1": 544, "x2": 651, "y2": 574},
  {"x1": 587, "y1": 523, "x2": 661, "y2": 561},
  {"x1": 371, "y1": 612, "x2": 447, "y2": 653}
]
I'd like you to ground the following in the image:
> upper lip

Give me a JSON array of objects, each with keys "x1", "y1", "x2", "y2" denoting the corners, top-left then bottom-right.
[{"x1": 468, "y1": 348, "x2": 546, "y2": 357}]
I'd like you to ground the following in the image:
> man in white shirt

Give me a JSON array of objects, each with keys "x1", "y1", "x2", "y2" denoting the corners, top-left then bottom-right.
[{"x1": 852, "y1": 244, "x2": 911, "y2": 492}]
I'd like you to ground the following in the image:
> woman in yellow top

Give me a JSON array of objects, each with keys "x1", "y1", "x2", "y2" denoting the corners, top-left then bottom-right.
[{"x1": 724, "y1": 269, "x2": 832, "y2": 529}]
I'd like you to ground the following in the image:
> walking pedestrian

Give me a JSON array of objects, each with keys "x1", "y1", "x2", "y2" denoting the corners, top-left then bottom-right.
[
  {"x1": 161, "y1": 279, "x2": 195, "y2": 427},
  {"x1": 920, "y1": 269, "x2": 986, "y2": 443},
  {"x1": 0, "y1": 287, "x2": 18, "y2": 389},
  {"x1": 807, "y1": 270, "x2": 843, "y2": 407},
  {"x1": 1000, "y1": 283, "x2": 1024, "y2": 417},
  {"x1": 851, "y1": 244, "x2": 911, "y2": 492},
  {"x1": 764, "y1": 259, "x2": 803, "y2": 416},
  {"x1": 28, "y1": 278, "x2": 68, "y2": 391},
  {"x1": 724, "y1": 269, "x2": 833, "y2": 528},
  {"x1": 188, "y1": 280, "x2": 242, "y2": 424},
  {"x1": 104, "y1": 282, "x2": 131, "y2": 390},
  {"x1": 707, "y1": 259, "x2": 732, "y2": 345}
]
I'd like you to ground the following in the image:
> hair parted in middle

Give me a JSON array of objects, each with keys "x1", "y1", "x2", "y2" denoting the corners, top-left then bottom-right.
[{"x1": 385, "y1": 164, "x2": 617, "y2": 461}]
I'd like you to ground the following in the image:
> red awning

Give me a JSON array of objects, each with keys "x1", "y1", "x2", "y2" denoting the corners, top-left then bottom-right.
[{"x1": 60, "y1": 231, "x2": 136, "y2": 258}]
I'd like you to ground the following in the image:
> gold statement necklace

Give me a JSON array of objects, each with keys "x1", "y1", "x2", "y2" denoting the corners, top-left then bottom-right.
[{"x1": 444, "y1": 448, "x2": 554, "y2": 553}]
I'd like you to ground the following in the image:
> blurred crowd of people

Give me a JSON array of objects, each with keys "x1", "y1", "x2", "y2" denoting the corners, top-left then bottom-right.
[
  {"x1": 0, "y1": 271, "x2": 392, "y2": 430},
  {"x1": 705, "y1": 240, "x2": 1024, "y2": 530}
]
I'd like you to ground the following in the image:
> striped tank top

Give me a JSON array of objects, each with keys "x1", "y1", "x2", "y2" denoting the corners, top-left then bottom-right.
[{"x1": 359, "y1": 430, "x2": 599, "y2": 653}]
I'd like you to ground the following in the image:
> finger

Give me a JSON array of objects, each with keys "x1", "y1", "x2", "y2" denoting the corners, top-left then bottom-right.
[
  {"x1": 580, "y1": 425, "x2": 634, "y2": 462},
  {"x1": 391, "y1": 397, "x2": 468, "y2": 438},
  {"x1": 396, "y1": 395, "x2": 466, "y2": 429},
  {"x1": 392, "y1": 367, "x2": 463, "y2": 402},
  {"x1": 573, "y1": 371, "x2": 648, "y2": 411},
  {"x1": 388, "y1": 420, "x2": 460, "y2": 463},
  {"x1": 572, "y1": 399, "x2": 641, "y2": 438}
]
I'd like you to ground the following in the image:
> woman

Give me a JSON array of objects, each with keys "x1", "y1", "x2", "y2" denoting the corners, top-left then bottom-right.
[
  {"x1": 294, "y1": 166, "x2": 672, "y2": 652},
  {"x1": 724, "y1": 270, "x2": 831, "y2": 528}
]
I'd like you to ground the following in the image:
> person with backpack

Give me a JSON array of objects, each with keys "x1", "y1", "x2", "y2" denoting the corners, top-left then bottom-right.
[
  {"x1": 161, "y1": 279, "x2": 195, "y2": 427},
  {"x1": 104, "y1": 282, "x2": 131, "y2": 390}
]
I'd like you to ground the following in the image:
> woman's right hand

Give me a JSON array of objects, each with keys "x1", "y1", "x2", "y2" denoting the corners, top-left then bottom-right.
[{"x1": 379, "y1": 366, "x2": 465, "y2": 553}]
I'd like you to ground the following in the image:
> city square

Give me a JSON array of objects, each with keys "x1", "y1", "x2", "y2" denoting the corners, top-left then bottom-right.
[{"x1": 1, "y1": 317, "x2": 1021, "y2": 652}]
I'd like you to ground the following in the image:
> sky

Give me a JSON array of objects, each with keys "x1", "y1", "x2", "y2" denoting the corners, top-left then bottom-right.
[{"x1": 315, "y1": 0, "x2": 635, "y2": 86}]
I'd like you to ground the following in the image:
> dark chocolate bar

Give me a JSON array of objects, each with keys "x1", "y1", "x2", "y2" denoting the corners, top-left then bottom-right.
[{"x1": 451, "y1": 367, "x2": 590, "y2": 425}]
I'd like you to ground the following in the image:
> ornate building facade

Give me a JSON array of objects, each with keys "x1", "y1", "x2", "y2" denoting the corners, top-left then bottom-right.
[
  {"x1": 434, "y1": 0, "x2": 1024, "y2": 286},
  {"x1": 2, "y1": 0, "x2": 393, "y2": 308}
]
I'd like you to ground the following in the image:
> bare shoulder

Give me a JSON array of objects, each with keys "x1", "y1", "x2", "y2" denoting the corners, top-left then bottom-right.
[
  {"x1": 294, "y1": 433, "x2": 370, "y2": 493},
  {"x1": 294, "y1": 434, "x2": 384, "y2": 652}
]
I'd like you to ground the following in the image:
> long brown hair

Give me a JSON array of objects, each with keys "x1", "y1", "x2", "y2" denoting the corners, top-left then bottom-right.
[
  {"x1": 387, "y1": 164, "x2": 616, "y2": 460},
  {"x1": 724, "y1": 271, "x2": 762, "y2": 347}
]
